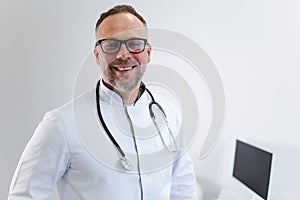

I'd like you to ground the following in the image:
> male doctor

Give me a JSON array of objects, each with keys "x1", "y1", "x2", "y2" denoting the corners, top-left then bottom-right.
[{"x1": 8, "y1": 5, "x2": 198, "y2": 200}]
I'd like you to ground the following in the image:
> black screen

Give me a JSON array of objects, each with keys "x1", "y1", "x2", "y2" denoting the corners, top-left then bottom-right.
[{"x1": 233, "y1": 140, "x2": 273, "y2": 200}]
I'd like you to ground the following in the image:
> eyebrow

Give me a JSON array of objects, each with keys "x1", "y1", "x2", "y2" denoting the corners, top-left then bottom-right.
[{"x1": 104, "y1": 37, "x2": 145, "y2": 40}]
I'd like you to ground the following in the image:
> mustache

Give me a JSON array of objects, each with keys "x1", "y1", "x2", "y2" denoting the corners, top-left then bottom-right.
[{"x1": 110, "y1": 59, "x2": 137, "y2": 66}]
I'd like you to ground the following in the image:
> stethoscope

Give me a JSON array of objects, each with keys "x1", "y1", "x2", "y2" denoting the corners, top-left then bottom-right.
[{"x1": 95, "y1": 80, "x2": 178, "y2": 171}]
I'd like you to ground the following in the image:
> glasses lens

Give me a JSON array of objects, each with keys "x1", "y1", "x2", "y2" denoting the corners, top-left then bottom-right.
[
  {"x1": 126, "y1": 39, "x2": 146, "y2": 53},
  {"x1": 101, "y1": 40, "x2": 120, "y2": 53}
]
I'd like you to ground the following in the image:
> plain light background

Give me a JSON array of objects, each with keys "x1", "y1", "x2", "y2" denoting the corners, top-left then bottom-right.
[{"x1": 1, "y1": 0, "x2": 300, "y2": 199}]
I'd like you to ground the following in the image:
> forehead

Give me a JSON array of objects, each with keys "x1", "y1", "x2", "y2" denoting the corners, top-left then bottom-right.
[{"x1": 96, "y1": 13, "x2": 147, "y2": 40}]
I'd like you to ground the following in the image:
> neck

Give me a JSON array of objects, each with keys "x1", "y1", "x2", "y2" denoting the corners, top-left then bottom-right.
[
  {"x1": 117, "y1": 88, "x2": 140, "y2": 105},
  {"x1": 103, "y1": 81, "x2": 140, "y2": 105}
]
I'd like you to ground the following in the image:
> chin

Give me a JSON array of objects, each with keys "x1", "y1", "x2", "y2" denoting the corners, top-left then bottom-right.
[
  {"x1": 112, "y1": 79, "x2": 141, "y2": 92},
  {"x1": 114, "y1": 83, "x2": 137, "y2": 92}
]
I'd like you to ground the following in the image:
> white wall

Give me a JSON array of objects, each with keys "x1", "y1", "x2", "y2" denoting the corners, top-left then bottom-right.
[{"x1": 1, "y1": 0, "x2": 299, "y2": 199}]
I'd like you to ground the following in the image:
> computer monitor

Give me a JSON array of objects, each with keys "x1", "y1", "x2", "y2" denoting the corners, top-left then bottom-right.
[{"x1": 233, "y1": 140, "x2": 273, "y2": 200}]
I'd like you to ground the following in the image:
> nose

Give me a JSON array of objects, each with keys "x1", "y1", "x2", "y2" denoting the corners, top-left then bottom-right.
[{"x1": 116, "y1": 43, "x2": 132, "y2": 60}]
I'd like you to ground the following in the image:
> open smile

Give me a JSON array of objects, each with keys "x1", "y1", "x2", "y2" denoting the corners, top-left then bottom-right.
[{"x1": 113, "y1": 65, "x2": 138, "y2": 72}]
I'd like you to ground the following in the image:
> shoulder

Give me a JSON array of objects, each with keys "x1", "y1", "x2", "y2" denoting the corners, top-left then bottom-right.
[
  {"x1": 35, "y1": 90, "x2": 95, "y2": 146},
  {"x1": 44, "y1": 89, "x2": 95, "y2": 125}
]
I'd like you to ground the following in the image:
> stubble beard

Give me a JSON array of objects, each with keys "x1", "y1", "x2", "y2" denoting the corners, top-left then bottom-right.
[{"x1": 105, "y1": 65, "x2": 146, "y2": 92}]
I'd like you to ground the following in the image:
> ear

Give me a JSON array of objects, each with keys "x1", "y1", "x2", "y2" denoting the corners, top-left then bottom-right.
[
  {"x1": 146, "y1": 43, "x2": 152, "y2": 63},
  {"x1": 94, "y1": 47, "x2": 100, "y2": 65}
]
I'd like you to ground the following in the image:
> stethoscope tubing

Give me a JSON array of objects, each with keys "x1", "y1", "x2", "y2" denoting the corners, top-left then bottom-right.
[
  {"x1": 95, "y1": 80, "x2": 126, "y2": 158},
  {"x1": 95, "y1": 80, "x2": 178, "y2": 167}
]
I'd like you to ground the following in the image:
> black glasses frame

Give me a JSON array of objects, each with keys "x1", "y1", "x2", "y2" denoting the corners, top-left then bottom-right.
[{"x1": 95, "y1": 38, "x2": 148, "y2": 54}]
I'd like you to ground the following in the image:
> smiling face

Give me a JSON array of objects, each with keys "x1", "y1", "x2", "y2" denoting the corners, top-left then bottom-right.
[{"x1": 94, "y1": 12, "x2": 151, "y2": 93}]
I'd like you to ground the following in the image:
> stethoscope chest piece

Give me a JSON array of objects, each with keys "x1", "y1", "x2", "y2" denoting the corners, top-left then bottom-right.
[{"x1": 120, "y1": 156, "x2": 133, "y2": 171}]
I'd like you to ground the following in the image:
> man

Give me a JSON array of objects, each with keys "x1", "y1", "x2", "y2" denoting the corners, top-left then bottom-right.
[{"x1": 8, "y1": 5, "x2": 198, "y2": 199}]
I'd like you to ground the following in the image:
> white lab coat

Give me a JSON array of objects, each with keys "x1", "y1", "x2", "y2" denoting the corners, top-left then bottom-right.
[{"x1": 8, "y1": 81, "x2": 198, "y2": 200}]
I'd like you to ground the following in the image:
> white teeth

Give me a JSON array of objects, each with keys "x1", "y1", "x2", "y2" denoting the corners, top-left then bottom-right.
[{"x1": 116, "y1": 67, "x2": 133, "y2": 71}]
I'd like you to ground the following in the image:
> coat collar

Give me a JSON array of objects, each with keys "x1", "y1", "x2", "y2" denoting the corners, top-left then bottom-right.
[{"x1": 98, "y1": 79, "x2": 146, "y2": 106}]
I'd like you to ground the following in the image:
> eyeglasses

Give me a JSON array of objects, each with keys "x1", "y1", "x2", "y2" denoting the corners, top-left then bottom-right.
[{"x1": 95, "y1": 38, "x2": 148, "y2": 54}]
